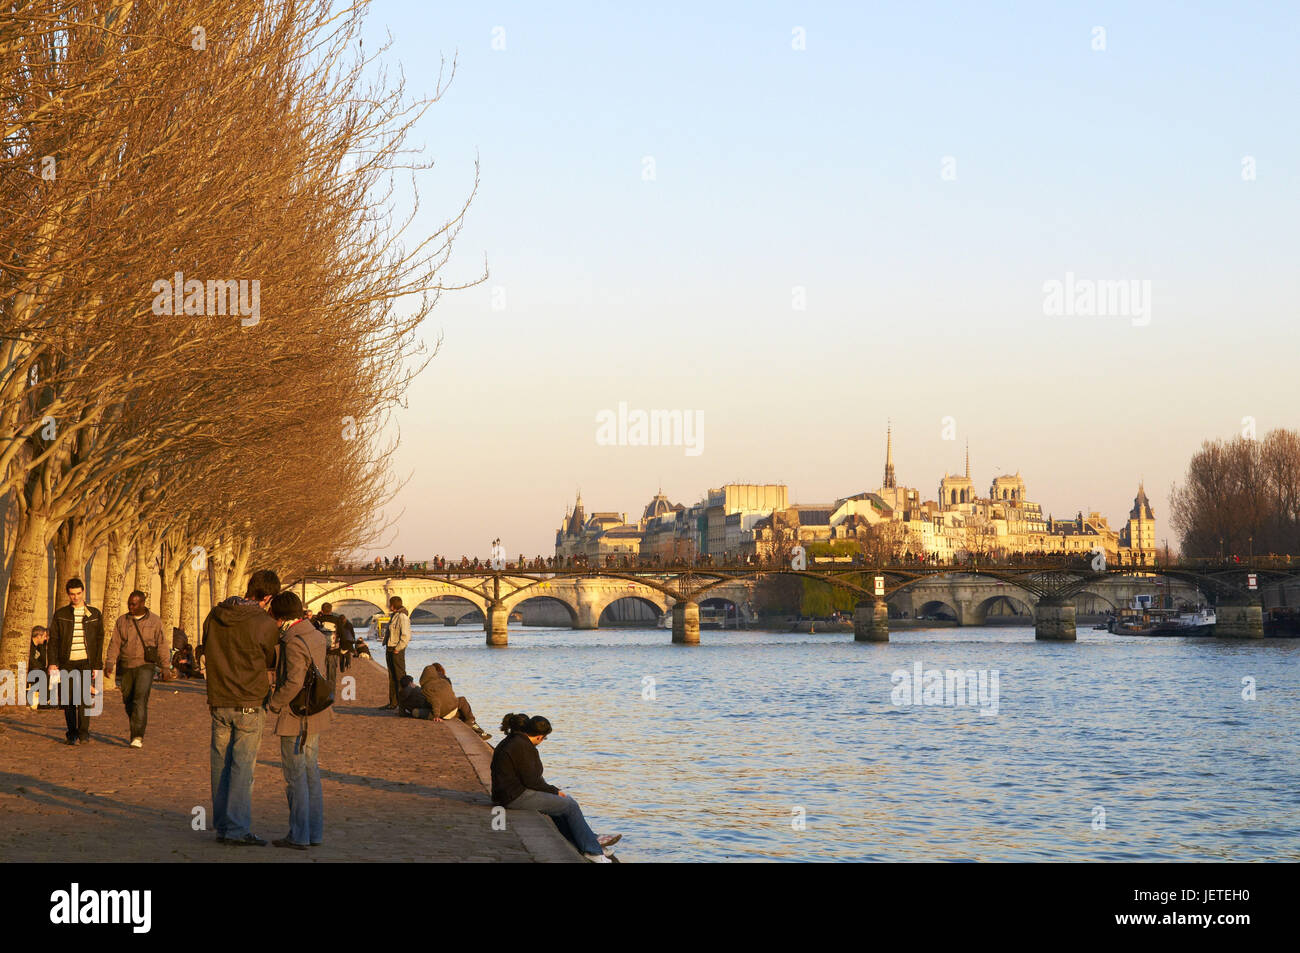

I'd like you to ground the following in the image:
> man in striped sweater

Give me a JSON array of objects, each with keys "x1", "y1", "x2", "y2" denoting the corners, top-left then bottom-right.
[{"x1": 47, "y1": 577, "x2": 106, "y2": 746}]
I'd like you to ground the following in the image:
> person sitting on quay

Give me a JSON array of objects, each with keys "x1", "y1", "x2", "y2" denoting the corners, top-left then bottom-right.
[
  {"x1": 395, "y1": 675, "x2": 430, "y2": 718},
  {"x1": 490, "y1": 713, "x2": 620, "y2": 863},
  {"x1": 171, "y1": 642, "x2": 201, "y2": 679},
  {"x1": 416, "y1": 662, "x2": 491, "y2": 740}
]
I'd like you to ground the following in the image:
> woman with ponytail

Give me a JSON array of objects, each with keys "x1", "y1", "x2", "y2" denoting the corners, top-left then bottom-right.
[{"x1": 490, "y1": 712, "x2": 621, "y2": 862}]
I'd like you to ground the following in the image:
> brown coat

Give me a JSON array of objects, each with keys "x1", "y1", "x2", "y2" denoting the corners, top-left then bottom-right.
[
  {"x1": 267, "y1": 619, "x2": 332, "y2": 736},
  {"x1": 105, "y1": 610, "x2": 168, "y2": 675}
]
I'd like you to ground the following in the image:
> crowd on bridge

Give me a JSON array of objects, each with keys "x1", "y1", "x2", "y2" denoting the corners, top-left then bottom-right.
[{"x1": 311, "y1": 549, "x2": 1298, "y2": 577}]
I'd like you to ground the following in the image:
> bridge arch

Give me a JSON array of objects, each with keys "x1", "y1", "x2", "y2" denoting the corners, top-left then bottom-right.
[
  {"x1": 510, "y1": 595, "x2": 579, "y2": 627},
  {"x1": 1072, "y1": 590, "x2": 1118, "y2": 613},
  {"x1": 599, "y1": 596, "x2": 664, "y2": 626},
  {"x1": 588, "y1": 587, "x2": 670, "y2": 626},
  {"x1": 972, "y1": 593, "x2": 1035, "y2": 624},
  {"x1": 917, "y1": 599, "x2": 960, "y2": 622},
  {"x1": 414, "y1": 595, "x2": 484, "y2": 624},
  {"x1": 699, "y1": 595, "x2": 744, "y2": 628}
]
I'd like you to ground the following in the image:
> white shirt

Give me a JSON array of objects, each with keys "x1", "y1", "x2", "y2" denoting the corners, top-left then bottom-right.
[{"x1": 69, "y1": 606, "x2": 87, "y2": 662}]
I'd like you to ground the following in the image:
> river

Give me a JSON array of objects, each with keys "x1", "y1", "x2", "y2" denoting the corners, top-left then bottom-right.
[{"x1": 399, "y1": 623, "x2": 1300, "y2": 862}]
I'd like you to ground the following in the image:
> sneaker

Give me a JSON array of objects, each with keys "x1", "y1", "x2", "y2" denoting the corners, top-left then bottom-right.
[
  {"x1": 272, "y1": 838, "x2": 308, "y2": 851},
  {"x1": 584, "y1": 853, "x2": 612, "y2": 863},
  {"x1": 223, "y1": 833, "x2": 268, "y2": 847},
  {"x1": 597, "y1": 833, "x2": 622, "y2": 848},
  {"x1": 472, "y1": 723, "x2": 492, "y2": 740},
  {"x1": 129, "y1": 737, "x2": 143, "y2": 748}
]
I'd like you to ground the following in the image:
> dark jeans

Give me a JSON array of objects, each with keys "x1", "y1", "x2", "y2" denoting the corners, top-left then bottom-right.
[
  {"x1": 118, "y1": 663, "x2": 155, "y2": 739},
  {"x1": 384, "y1": 649, "x2": 406, "y2": 705},
  {"x1": 507, "y1": 789, "x2": 603, "y2": 856},
  {"x1": 325, "y1": 652, "x2": 339, "y2": 687},
  {"x1": 59, "y1": 659, "x2": 95, "y2": 741},
  {"x1": 210, "y1": 707, "x2": 265, "y2": 839}
]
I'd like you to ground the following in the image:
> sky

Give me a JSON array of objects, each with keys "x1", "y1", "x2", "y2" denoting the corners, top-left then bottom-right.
[{"x1": 349, "y1": 0, "x2": 1300, "y2": 560}]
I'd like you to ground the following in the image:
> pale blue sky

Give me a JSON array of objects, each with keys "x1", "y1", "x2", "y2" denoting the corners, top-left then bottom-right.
[{"x1": 353, "y1": 1, "x2": 1299, "y2": 559}]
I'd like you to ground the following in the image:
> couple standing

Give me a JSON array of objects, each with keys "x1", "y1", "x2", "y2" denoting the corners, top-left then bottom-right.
[{"x1": 203, "y1": 570, "x2": 330, "y2": 849}]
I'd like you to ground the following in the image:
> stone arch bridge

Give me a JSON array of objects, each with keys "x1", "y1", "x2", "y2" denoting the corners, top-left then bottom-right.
[{"x1": 292, "y1": 564, "x2": 1279, "y2": 645}]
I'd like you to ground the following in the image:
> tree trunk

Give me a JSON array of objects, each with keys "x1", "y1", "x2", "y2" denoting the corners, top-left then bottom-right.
[
  {"x1": 54, "y1": 518, "x2": 87, "y2": 595},
  {"x1": 102, "y1": 528, "x2": 132, "y2": 627},
  {"x1": 228, "y1": 535, "x2": 253, "y2": 599},
  {"x1": 211, "y1": 536, "x2": 231, "y2": 604},
  {"x1": 0, "y1": 509, "x2": 48, "y2": 672},
  {"x1": 134, "y1": 531, "x2": 156, "y2": 597},
  {"x1": 179, "y1": 562, "x2": 198, "y2": 641}
]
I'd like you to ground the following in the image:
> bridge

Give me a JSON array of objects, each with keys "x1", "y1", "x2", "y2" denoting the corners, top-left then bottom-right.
[{"x1": 290, "y1": 562, "x2": 1293, "y2": 646}]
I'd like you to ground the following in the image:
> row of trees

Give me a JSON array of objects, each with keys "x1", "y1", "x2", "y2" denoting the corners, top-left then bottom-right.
[
  {"x1": 1170, "y1": 429, "x2": 1300, "y2": 558},
  {"x1": 1, "y1": 0, "x2": 475, "y2": 670}
]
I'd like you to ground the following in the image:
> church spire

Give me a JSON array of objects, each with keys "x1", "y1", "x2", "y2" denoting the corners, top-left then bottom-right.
[
  {"x1": 964, "y1": 439, "x2": 970, "y2": 479},
  {"x1": 883, "y1": 421, "x2": 896, "y2": 488}
]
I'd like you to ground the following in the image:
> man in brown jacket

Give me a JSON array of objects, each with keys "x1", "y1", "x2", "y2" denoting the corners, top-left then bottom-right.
[
  {"x1": 203, "y1": 568, "x2": 281, "y2": 847},
  {"x1": 267, "y1": 591, "x2": 331, "y2": 850},
  {"x1": 104, "y1": 590, "x2": 168, "y2": 747}
]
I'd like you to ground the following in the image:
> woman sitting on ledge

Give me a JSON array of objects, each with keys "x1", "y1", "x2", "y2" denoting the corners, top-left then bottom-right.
[{"x1": 490, "y1": 713, "x2": 621, "y2": 863}]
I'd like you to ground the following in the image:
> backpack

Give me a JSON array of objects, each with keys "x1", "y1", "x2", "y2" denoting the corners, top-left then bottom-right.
[{"x1": 277, "y1": 629, "x2": 334, "y2": 717}]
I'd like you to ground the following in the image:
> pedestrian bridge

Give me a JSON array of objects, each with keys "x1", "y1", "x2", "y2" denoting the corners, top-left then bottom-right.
[{"x1": 291, "y1": 564, "x2": 1270, "y2": 645}]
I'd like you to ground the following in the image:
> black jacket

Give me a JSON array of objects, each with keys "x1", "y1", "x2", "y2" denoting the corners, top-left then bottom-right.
[
  {"x1": 28, "y1": 640, "x2": 48, "y2": 673},
  {"x1": 47, "y1": 604, "x2": 105, "y2": 669},
  {"x1": 490, "y1": 731, "x2": 559, "y2": 805}
]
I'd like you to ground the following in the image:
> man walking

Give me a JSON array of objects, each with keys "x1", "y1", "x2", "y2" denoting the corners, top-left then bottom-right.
[
  {"x1": 104, "y1": 590, "x2": 168, "y2": 748},
  {"x1": 203, "y1": 569, "x2": 281, "y2": 846},
  {"x1": 267, "y1": 592, "x2": 331, "y2": 849},
  {"x1": 380, "y1": 595, "x2": 409, "y2": 710},
  {"x1": 47, "y1": 578, "x2": 105, "y2": 746}
]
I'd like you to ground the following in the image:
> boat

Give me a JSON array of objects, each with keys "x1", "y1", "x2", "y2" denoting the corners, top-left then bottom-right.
[
  {"x1": 1110, "y1": 595, "x2": 1215, "y2": 636},
  {"x1": 1265, "y1": 608, "x2": 1300, "y2": 637}
]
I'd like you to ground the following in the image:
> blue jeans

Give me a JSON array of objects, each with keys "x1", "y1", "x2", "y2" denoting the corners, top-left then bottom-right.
[
  {"x1": 210, "y1": 707, "x2": 265, "y2": 838},
  {"x1": 118, "y1": 664, "x2": 155, "y2": 738},
  {"x1": 508, "y1": 789, "x2": 602, "y2": 855},
  {"x1": 279, "y1": 734, "x2": 323, "y2": 846}
]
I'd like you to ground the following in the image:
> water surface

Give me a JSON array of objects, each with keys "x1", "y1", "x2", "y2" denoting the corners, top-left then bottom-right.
[{"x1": 401, "y1": 624, "x2": 1300, "y2": 862}]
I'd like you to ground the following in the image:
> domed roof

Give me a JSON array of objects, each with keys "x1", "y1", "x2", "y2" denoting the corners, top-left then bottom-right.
[{"x1": 642, "y1": 492, "x2": 676, "y2": 520}]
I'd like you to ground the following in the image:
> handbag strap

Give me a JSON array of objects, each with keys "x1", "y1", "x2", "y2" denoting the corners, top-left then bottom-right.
[{"x1": 129, "y1": 615, "x2": 148, "y2": 655}]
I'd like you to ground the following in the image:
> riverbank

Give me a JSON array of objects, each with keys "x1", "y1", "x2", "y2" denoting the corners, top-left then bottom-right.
[{"x1": 0, "y1": 657, "x2": 580, "y2": 863}]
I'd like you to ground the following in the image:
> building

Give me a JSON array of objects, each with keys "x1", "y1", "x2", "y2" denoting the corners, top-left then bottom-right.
[{"x1": 555, "y1": 427, "x2": 1157, "y2": 566}]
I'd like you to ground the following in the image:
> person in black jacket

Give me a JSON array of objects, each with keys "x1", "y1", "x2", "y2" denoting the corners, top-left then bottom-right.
[
  {"x1": 489, "y1": 713, "x2": 621, "y2": 862},
  {"x1": 46, "y1": 578, "x2": 106, "y2": 745}
]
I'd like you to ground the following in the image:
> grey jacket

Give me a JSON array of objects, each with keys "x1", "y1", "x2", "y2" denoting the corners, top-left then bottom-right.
[
  {"x1": 384, "y1": 609, "x2": 411, "y2": 653},
  {"x1": 267, "y1": 619, "x2": 332, "y2": 736},
  {"x1": 105, "y1": 610, "x2": 168, "y2": 675}
]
